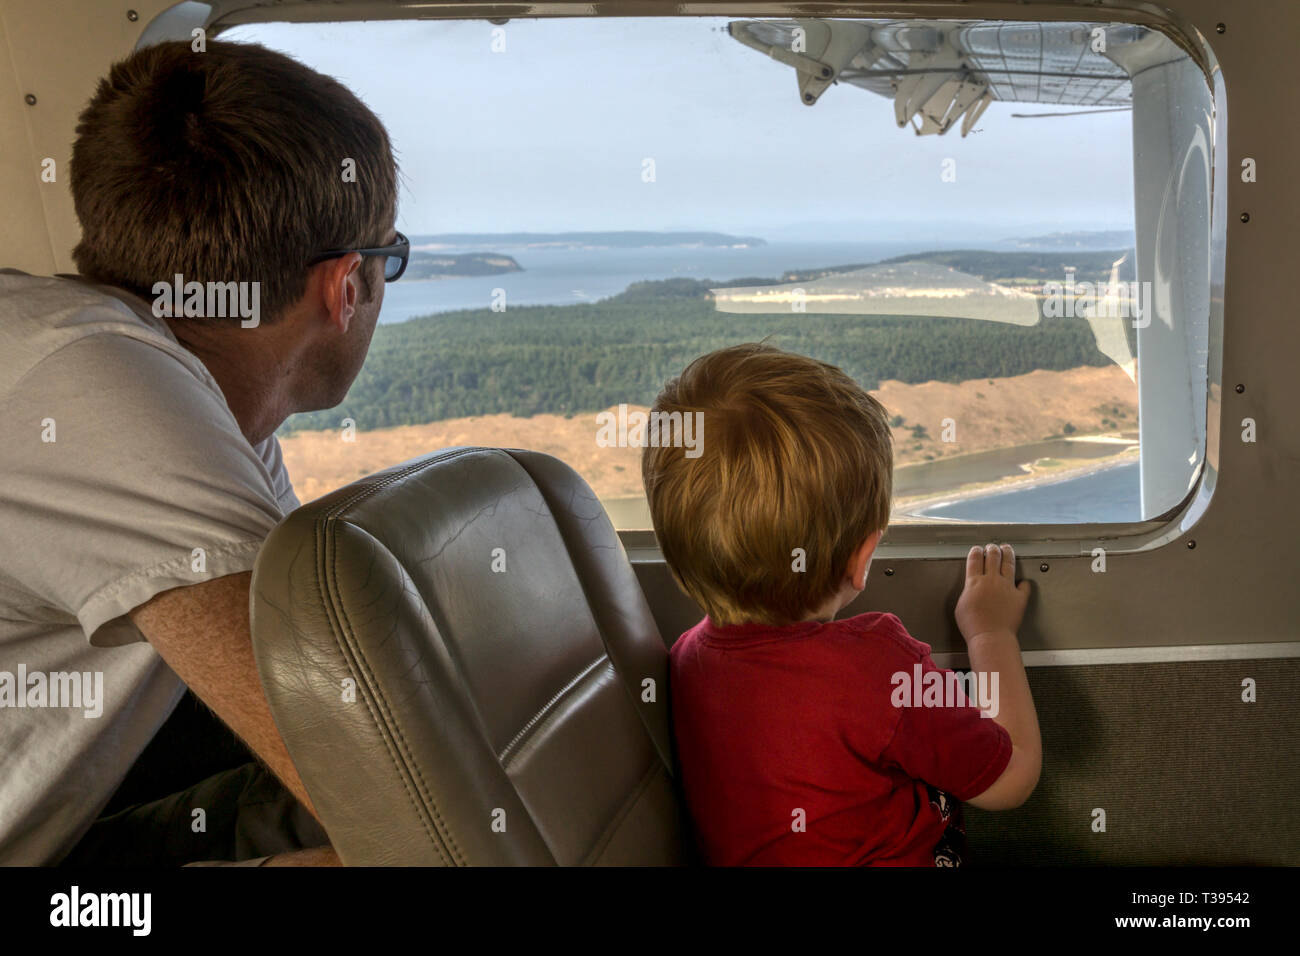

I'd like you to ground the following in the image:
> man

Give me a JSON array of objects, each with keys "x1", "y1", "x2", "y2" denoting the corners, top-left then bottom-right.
[{"x1": 0, "y1": 39, "x2": 402, "y2": 865}]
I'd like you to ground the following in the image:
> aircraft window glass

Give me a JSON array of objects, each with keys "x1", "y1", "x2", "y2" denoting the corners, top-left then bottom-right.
[{"x1": 226, "y1": 16, "x2": 1215, "y2": 530}]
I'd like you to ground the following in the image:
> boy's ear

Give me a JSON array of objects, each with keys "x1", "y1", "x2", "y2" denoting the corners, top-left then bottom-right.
[{"x1": 848, "y1": 530, "x2": 885, "y2": 591}]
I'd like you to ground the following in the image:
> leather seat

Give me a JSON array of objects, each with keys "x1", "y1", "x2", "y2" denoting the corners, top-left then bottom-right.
[{"x1": 250, "y1": 447, "x2": 689, "y2": 865}]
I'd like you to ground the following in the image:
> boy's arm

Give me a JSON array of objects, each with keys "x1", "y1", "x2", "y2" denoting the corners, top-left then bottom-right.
[
  {"x1": 962, "y1": 627, "x2": 1041, "y2": 809},
  {"x1": 956, "y1": 544, "x2": 1042, "y2": 811}
]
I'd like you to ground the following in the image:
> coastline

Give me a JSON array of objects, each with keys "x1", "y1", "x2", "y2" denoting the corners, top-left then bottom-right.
[
  {"x1": 595, "y1": 443, "x2": 1139, "y2": 530},
  {"x1": 892, "y1": 443, "x2": 1139, "y2": 519}
]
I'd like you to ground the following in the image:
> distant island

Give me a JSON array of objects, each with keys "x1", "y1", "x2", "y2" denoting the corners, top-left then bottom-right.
[
  {"x1": 407, "y1": 231, "x2": 767, "y2": 250},
  {"x1": 404, "y1": 251, "x2": 523, "y2": 280},
  {"x1": 999, "y1": 230, "x2": 1136, "y2": 250},
  {"x1": 644, "y1": 248, "x2": 1135, "y2": 288}
]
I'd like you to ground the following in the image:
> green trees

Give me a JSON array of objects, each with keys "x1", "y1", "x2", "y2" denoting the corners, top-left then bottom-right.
[
  {"x1": 279, "y1": 251, "x2": 1123, "y2": 435},
  {"x1": 280, "y1": 298, "x2": 1109, "y2": 434}
]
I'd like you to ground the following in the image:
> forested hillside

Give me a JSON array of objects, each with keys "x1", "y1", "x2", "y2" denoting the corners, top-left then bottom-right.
[{"x1": 280, "y1": 250, "x2": 1128, "y2": 434}]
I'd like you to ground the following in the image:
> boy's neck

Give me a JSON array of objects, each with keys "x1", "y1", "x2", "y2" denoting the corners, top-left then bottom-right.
[{"x1": 804, "y1": 589, "x2": 854, "y2": 624}]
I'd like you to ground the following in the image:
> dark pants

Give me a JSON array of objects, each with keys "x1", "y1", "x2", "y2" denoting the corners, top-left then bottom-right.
[{"x1": 61, "y1": 691, "x2": 329, "y2": 867}]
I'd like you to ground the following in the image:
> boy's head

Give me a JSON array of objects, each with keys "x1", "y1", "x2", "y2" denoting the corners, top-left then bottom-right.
[{"x1": 642, "y1": 343, "x2": 894, "y2": 627}]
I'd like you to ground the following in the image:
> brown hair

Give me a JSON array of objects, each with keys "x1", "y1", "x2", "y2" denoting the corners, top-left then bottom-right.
[
  {"x1": 70, "y1": 40, "x2": 397, "y2": 321},
  {"x1": 642, "y1": 343, "x2": 893, "y2": 626}
]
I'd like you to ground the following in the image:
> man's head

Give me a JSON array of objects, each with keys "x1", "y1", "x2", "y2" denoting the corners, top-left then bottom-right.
[
  {"x1": 69, "y1": 39, "x2": 399, "y2": 413},
  {"x1": 642, "y1": 343, "x2": 894, "y2": 626}
]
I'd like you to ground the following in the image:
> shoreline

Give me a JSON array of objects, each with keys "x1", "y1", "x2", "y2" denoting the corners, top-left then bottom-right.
[
  {"x1": 893, "y1": 445, "x2": 1138, "y2": 517},
  {"x1": 593, "y1": 444, "x2": 1140, "y2": 529}
]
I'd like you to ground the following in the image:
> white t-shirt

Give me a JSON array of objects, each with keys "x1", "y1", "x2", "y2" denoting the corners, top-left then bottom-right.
[{"x1": 0, "y1": 270, "x2": 299, "y2": 864}]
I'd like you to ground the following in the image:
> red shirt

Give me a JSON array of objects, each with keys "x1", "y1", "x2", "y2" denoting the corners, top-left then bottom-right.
[{"x1": 669, "y1": 612, "x2": 1012, "y2": 866}]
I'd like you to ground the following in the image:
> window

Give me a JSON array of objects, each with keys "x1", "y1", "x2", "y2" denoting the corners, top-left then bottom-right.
[{"x1": 228, "y1": 15, "x2": 1216, "y2": 530}]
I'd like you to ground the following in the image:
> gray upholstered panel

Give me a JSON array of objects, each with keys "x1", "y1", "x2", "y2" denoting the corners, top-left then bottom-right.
[{"x1": 965, "y1": 658, "x2": 1300, "y2": 865}]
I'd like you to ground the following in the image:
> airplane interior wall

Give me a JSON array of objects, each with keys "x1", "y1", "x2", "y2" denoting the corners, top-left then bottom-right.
[{"x1": 1, "y1": 0, "x2": 1296, "y2": 867}]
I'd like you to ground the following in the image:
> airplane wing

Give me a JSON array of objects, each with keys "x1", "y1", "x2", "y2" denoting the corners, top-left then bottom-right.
[{"x1": 729, "y1": 19, "x2": 1143, "y2": 136}]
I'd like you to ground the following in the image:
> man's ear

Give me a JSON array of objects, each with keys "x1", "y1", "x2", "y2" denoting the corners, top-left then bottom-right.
[
  {"x1": 847, "y1": 530, "x2": 885, "y2": 592},
  {"x1": 313, "y1": 252, "x2": 364, "y2": 334}
]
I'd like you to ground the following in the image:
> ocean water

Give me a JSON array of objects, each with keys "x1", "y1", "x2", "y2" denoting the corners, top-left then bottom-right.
[{"x1": 915, "y1": 461, "x2": 1141, "y2": 523}]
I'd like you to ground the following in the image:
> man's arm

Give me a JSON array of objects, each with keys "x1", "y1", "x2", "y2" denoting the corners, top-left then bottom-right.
[{"x1": 129, "y1": 571, "x2": 318, "y2": 819}]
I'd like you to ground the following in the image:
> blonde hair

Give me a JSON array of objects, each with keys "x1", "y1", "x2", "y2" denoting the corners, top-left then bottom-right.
[{"x1": 642, "y1": 343, "x2": 893, "y2": 626}]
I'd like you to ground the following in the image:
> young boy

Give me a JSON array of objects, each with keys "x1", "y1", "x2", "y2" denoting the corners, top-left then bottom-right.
[{"x1": 642, "y1": 343, "x2": 1041, "y2": 866}]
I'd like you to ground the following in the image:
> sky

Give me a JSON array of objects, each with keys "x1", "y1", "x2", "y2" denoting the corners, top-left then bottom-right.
[{"x1": 224, "y1": 17, "x2": 1138, "y2": 243}]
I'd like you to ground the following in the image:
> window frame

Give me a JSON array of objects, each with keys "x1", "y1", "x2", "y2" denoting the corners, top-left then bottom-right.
[{"x1": 208, "y1": 0, "x2": 1227, "y2": 563}]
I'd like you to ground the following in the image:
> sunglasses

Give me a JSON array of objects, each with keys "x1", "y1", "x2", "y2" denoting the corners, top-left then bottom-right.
[{"x1": 308, "y1": 230, "x2": 409, "y2": 282}]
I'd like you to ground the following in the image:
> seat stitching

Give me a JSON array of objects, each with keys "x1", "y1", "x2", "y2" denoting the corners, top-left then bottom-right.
[
  {"x1": 317, "y1": 522, "x2": 453, "y2": 863},
  {"x1": 304, "y1": 520, "x2": 446, "y2": 860},
  {"x1": 500, "y1": 449, "x2": 677, "y2": 775},
  {"x1": 319, "y1": 521, "x2": 464, "y2": 865},
  {"x1": 583, "y1": 759, "x2": 665, "y2": 866},
  {"x1": 498, "y1": 656, "x2": 610, "y2": 764},
  {"x1": 310, "y1": 446, "x2": 490, "y2": 864}
]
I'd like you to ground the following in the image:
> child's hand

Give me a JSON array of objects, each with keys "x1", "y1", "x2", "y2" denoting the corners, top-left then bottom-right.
[{"x1": 955, "y1": 543, "x2": 1030, "y2": 644}]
